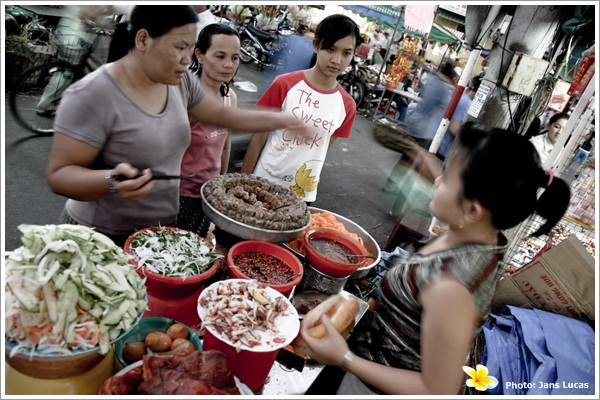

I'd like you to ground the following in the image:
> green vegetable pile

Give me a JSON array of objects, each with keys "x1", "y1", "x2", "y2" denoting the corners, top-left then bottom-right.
[
  {"x1": 5, "y1": 224, "x2": 147, "y2": 355},
  {"x1": 128, "y1": 227, "x2": 223, "y2": 279}
]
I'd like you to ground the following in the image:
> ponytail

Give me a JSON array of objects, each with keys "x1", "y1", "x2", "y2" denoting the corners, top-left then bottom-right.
[
  {"x1": 106, "y1": 22, "x2": 129, "y2": 62},
  {"x1": 532, "y1": 170, "x2": 571, "y2": 236},
  {"x1": 454, "y1": 123, "x2": 572, "y2": 236}
]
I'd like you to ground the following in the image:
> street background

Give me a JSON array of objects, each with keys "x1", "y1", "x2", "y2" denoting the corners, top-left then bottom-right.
[{"x1": 3, "y1": 59, "x2": 404, "y2": 253}]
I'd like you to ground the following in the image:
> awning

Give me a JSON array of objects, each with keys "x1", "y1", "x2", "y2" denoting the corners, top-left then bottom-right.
[
  {"x1": 436, "y1": 8, "x2": 466, "y2": 25},
  {"x1": 428, "y1": 22, "x2": 464, "y2": 45},
  {"x1": 341, "y1": 5, "x2": 404, "y2": 30}
]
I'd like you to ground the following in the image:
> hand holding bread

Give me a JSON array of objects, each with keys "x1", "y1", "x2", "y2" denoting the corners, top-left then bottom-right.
[{"x1": 292, "y1": 294, "x2": 359, "y2": 359}]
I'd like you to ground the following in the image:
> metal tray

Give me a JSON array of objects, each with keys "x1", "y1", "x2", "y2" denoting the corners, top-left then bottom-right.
[
  {"x1": 201, "y1": 181, "x2": 311, "y2": 243},
  {"x1": 284, "y1": 207, "x2": 381, "y2": 280}
]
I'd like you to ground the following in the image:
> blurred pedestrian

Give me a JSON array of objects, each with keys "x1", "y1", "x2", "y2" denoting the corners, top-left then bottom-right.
[
  {"x1": 396, "y1": 77, "x2": 419, "y2": 123},
  {"x1": 177, "y1": 24, "x2": 240, "y2": 237},
  {"x1": 436, "y1": 78, "x2": 482, "y2": 161},
  {"x1": 407, "y1": 61, "x2": 458, "y2": 147},
  {"x1": 241, "y1": 14, "x2": 363, "y2": 203},
  {"x1": 379, "y1": 32, "x2": 390, "y2": 60},
  {"x1": 270, "y1": 23, "x2": 314, "y2": 76},
  {"x1": 382, "y1": 60, "x2": 457, "y2": 195},
  {"x1": 568, "y1": 127, "x2": 595, "y2": 176},
  {"x1": 36, "y1": 5, "x2": 118, "y2": 115},
  {"x1": 194, "y1": 5, "x2": 219, "y2": 32}
]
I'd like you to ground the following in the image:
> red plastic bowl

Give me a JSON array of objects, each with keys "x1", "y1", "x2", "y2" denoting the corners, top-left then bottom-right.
[
  {"x1": 123, "y1": 227, "x2": 219, "y2": 326},
  {"x1": 303, "y1": 228, "x2": 367, "y2": 278},
  {"x1": 227, "y1": 240, "x2": 303, "y2": 298}
]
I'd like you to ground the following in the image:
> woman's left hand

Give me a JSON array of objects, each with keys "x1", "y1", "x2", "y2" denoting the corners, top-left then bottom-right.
[{"x1": 298, "y1": 315, "x2": 349, "y2": 367}]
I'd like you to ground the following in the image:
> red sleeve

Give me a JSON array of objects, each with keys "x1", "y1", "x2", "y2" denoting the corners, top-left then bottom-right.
[
  {"x1": 256, "y1": 71, "x2": 303, "y2": 108},
  {"x1": 333, "y1": 89, "x2": 357, "y2": 138}
]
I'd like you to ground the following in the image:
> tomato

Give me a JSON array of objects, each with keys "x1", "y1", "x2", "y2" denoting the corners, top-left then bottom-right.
[
  {"x1": 122, "y1": 341, "x2": 146, "y2": 364},
  {"x1": 170, "y1": 338, "x2": 195, "y2": 354},
  {"x1": 144, "y1": 332, "x2": 172, "y2": 352},
  {"x1": 166, "y1": 323, "x2": 189, "y2": 340}
]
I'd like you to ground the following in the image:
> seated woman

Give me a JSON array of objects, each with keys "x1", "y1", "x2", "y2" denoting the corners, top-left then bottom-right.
[{"x1": 298, "y1": 122, "x2": 571, "y2": 395}]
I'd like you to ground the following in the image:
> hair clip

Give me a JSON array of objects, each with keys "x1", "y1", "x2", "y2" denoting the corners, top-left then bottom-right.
[{"x1": 545, "y1": 169, "x2": 554, "y2": 187}]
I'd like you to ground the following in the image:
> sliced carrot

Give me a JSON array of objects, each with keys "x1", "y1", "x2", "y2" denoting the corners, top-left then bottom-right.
[{"x1": 286, "y1": 212, "x2": 372, "y2": 256}]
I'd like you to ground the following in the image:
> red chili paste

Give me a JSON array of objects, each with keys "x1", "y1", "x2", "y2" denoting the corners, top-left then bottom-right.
[{"x1": 233, "y1": 251, "x2": 294, "y2": 285}]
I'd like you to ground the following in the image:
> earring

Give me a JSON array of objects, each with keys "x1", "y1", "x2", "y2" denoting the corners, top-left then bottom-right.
[{"x1": 458, "y1": 216, "x2": 466, "y2": 229}]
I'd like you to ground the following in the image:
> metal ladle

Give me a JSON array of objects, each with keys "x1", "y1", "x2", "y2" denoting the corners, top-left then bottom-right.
[{"x1": 283, "y1": 272, "x2": 302, "y2": 283}]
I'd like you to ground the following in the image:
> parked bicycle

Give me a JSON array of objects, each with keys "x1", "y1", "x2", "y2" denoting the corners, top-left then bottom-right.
[{"x1": 9, "y1": 20, "x2": 113, "y2": 135}]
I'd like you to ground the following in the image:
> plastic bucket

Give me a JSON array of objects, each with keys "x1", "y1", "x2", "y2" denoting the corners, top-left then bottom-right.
[
  {"x1": 123, "y1": 227, "x2": 219, "y2": 327},
  {"x1": 198, "y1": 279, "x2": 300, "y2": 393},
  {"x1": 228, "y1": 240, "x2": 303, "y2": 298},
  {"x1": 203, "y1": 328, "x2": 279, "y2": 392},
  {"x1": 134, "y1": 264, "x2": 217, "y2": 327}
]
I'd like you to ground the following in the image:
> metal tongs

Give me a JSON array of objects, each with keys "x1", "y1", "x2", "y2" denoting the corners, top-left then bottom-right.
[{"x1": 112, "y1": 173, "x2": 199, "y2": 181}]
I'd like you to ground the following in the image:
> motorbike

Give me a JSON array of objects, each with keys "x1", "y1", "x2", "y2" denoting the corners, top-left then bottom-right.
[
  {"x1": 237, "y1": 17, "x2": 292, "y2": 70},
  {"x1": 337, "y1": 56, "x2": 378, "y2": 110}
]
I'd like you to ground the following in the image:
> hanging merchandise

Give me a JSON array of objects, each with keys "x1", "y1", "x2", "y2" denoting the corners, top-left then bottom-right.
[
  {"x1": 385, "y1": 36, "x2": 419, "y2": 89},
  {"x1": 547, "y1": 79, "x2": 571, "y2": 112},
  {"x1": 567, "y1": 47, "x2": 595, "y2": 97}
]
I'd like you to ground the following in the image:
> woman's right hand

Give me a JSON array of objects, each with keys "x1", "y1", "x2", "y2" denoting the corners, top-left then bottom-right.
[
  {"x1": 279, "y1": 113, "x2": 314, "y2": 138},
  {"x1": 110, "y1": 163, "x2": 154, "y2": 200},
  {"x1": 298, "y1": 315, "x2": 349, "y2": 367}
]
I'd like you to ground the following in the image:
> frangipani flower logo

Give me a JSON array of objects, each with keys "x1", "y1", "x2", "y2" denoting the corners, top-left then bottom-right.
[{"x1": 462, "y1": 364, "x2": 499, "y2": 391}]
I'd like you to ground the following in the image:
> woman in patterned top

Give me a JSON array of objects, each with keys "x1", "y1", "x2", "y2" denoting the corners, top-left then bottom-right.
[{"x1": 299, "y1": 122, "x2": 571, "y2": 395}]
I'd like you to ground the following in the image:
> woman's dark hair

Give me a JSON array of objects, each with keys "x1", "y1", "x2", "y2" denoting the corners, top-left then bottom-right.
[
  {"x1": 314, "y1": 14, "x2": 363, "y2": 51},
  {"x1": 548, "y1": 112, "x2": 569, "y2": 125},
  {"x1": 109, "y1": 6, "x2": 199, "y2": 62},
  {"x1": 189, "y1": 23, "x2": 239, "y2": 97},
  {"x1": 451, "y1": 122, "x2": 571, "y2": 236}
]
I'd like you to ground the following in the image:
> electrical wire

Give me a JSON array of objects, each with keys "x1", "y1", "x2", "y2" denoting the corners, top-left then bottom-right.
[
  {"x1": 518, "y1": 74, "x2": 557, "y2": 134},
  {"x1": 472, "y1": 5, "x2": 503, "y2": 50},
  {"x1": 499, "y1": 9, "x2": 517, "y2": 132}
]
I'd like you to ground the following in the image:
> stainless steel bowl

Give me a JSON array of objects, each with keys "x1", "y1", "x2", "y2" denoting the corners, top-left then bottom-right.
[{"x1": 201, "y1": 182, "x2": 311, "y2": 243}]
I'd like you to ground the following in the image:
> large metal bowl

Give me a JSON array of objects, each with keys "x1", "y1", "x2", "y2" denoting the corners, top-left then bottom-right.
[
  {"x1": 288, "y1": 207, "x2": 382, "y2": 280},
  {"x1": 201, "y1": 182, "x2": 311, "y2": 243}
]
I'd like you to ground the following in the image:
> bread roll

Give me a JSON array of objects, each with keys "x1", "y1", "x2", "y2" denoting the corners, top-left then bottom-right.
[{"x1": 292, "y1": 294, "x2": 359, "y2": 355}]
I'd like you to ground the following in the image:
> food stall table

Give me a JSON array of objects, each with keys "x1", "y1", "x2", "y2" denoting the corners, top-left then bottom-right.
[
  {"x1": 261, "y1": 361, "x2": 325, "y2": 395},
  {"x1": 260, "y1": 290, "x2": 369, "y2": 395},
  {"x1": 373, "y1": 87, "x2": 421, "y2": 121}
]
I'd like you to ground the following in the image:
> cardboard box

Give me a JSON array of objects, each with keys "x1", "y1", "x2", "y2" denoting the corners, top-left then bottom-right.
[{"x1": 492, "y1": 235, "x2": 595, "y2": 321}]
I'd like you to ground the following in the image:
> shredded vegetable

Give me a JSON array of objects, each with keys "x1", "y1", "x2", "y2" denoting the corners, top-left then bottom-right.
[
  {"x1": 128, "y1": 227, "x2": 223, "y2": 279},
  {"x1": 5, "y1": 224, "x2": 148, "y2": 357}
]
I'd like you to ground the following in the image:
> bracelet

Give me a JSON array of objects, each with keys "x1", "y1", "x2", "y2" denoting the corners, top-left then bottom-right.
[
  {"x1": 105, "y1": 170, "x2": 118, "y2": 194},
  {"x1": 341, "y1": 350, "x2": 354, "y2": 371}
]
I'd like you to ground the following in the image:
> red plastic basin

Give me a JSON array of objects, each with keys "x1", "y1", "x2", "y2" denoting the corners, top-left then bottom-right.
[
  {"x1": 303, "y1": 228, "x2": 367, "y2": 278},
  {"x1": 123, "y1": 227, "x2": 219, "y2": 327},
  {"x1": 227, "y1": 240, "x2": 303, "y2": 298}
]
